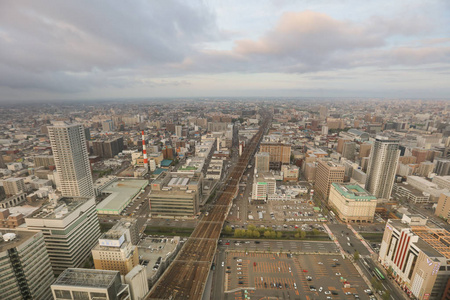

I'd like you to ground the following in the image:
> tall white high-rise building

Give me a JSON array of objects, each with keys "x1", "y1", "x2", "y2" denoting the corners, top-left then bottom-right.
[
  {"x1": 365, "y1": 137, "x2": 400, "y2": 201},
  {"x1": 48, "y1": 122, "x2": 94, "y2": 197}
]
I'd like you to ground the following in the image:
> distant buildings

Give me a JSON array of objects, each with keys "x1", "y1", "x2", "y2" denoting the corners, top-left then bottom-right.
[
  {"x1": 51, "y1": 269, "x2": 131, "y2": 300},
  {"x1": 48, "y1": 122, "x2": 94, "y2": 198},
  {"x1": 25, "y1": 196, "x2": 101, "y2": 275},
  {"x1": 329, "y1": 183, "x2": 377, "y2": 223},
  {"x1": 315, "y1": 160, "x2": 345, "y2": 200},
  {"x1": 365, "y1": 137, "x2": 400, "y2": 201},
  {"x1": 379, "y1": 215, "x2": 450, "y2": 299},
  {"x1": 0, "y1": 229, "x2": 54, "y2": 300},
  {"x1": 92, "y1": 137, "x2": 124, "y2": 158},
  {"x1": 149, "y1": 172, "x2": 203, "y2": 218}
]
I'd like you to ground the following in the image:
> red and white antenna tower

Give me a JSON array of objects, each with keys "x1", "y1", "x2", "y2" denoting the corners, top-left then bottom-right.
[{"x1": 142, "y1": 130, "x2": 148, "y2": 170}]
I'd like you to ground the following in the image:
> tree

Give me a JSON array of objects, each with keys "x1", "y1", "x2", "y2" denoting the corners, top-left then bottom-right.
[
  {"x1": 246, "y1": 230, "x2": 253, "y2": 238},
  {"x1": 248, "y1": 224, "x2": 256, "y2": 231},
  {"x1": 224, "y1": 225, "x2": 232, "y2": 235},
  {"x1": 312, "y1": 229, "x2": 320, "y2": 235},
  {"x1": 264, "y1": 231, "x2": 272, "y2": 238},
  {"x1": 276, "y1": 232, "x2": 283, "y2": 239},
  {"x1": 353, "y1": 251, "x2": 360, "y2": 261},
  {"x1": 270, "y1": 231, "x2": 277, "y2": 239},
  {"x1": 370, "y1": 277, "x2": 382, "y2": 292},
  {"x1": 253, "y1": 230, "x2": 260, "y2": 238},
  {"x1": 294, "y1": 232, "x2": 300, "y2": 238}
]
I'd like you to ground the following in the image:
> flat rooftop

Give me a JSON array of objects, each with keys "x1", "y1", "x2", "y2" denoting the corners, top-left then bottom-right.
[
  {"x1": 53, "y1": 268, "x2": 119, "y2": 288},
  {"x1": 30, "y1": 197, "x2": 90, "y2": 220},
  {"x1": 96, "y1": 179, "x2": 148, "y2": 212},
  {"x1": 332, "y1": 183, "x2": 377, "y2": 201},
  {"x1": 0, "y1": 229, "x2": 37, "y2": 252},
  {"x1": 138, "y1": 237, "x2": 180, "y2": 279},
  {"x1": 411, "y1": 226, "x2": 450, "y2": 259}
]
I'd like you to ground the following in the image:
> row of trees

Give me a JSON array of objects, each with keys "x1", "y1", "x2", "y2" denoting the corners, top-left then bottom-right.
[{"x1": 224, "y1": 225, "x2": 322, "y2": 240}]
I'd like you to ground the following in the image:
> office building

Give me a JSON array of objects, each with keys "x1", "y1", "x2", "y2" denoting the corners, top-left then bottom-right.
[
  {"x1": 2, "y1": 177, "x2": 25, "y2": 196},
  {"x1": 365, "y1": 137, "x2": 400, "y2": 201},
  {"x1": 92, "y1": 137, "x2": 124, "y2": 158},
  {"x1": 102, "y1": 119, "x2": 114, "y2": 132},
  {"x1": 315, "y1": 160, "x2": 345, "y2": 200},
  {"x1": 51, "y1": 269, "x2": 130, "y2": 300},
  {"x1": 434, "y1": 158, "x2": 450, "y2": 176},
  {"x1": 48, "y1": 122, "x2": 94, "y2": 197},
  {"x1": 329, "y1": 183, "x2": 377, "y2": 223},
  {"x1": 149, "y1": 172, "x2": 202, "y2": 218},
  {"x1": 336, "y1": 138, "x2": 350, "y2": 154},
  {"x1": 260, "y1": 143, "x2": 291, "y2": 169},
  {"x1": 0, "y1": 229, "x2": 54, "y2": 300},
  {"x1": 319, "y1": 105, "x2": 328, "y2": 120},
  {"x1": 175, "y1": 125, "x2": 182, "y2": 137},
  {"x1": 125, "y1": 265, "x2": 149, "y2": 300},
  {"x1": 435, "y1": 192, "x2": 450, "y2": 221},
  {"x1": 342, "y1": 141, "x2": 356, "y2": 161},
  {"x1": 34, "y1": 155, "x2": 55, "y2": 168},
  {"x1": 417, "y1": 161, "x2": 435, "y2": 177},
  {"x1": 432, "y1": 176, "x2": 450, "y2": 190},
  {"x1": 251, "y1": 172, "x2": 276, "y2": 202},
  {"x1": 92, "y1": 231, "x2": 139, "y2": 275},
  {"x1": 393, "y1": 183, "x2": 431, "y2": 203},
  {"x1": 281, "y1": 165, "x2": 299, "y2": 182},
  {"x1": 379, "y1": 215, "x2": 450, "y2": 299},
  {"x1": 25, "y1": 196, "x2": 101, "y2": 275},
  {"x1": 255, "y1": 152, "x2": 270, "y2": 173},
  {"x1": 412, "y1": 148, "x2": 428, "y2": 164}
]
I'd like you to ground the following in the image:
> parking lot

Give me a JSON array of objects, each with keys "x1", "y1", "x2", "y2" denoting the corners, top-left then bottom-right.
[{"x1": 218, "y1": 251, "x2": 373, "y2": 300}]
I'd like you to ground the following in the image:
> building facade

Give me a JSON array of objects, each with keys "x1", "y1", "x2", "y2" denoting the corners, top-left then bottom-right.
[
  {"x1": 365, "y1": 137, "x2": 400, "y2": 201},
  {"x1": 51, "y1": 269, "x2": 130, "y2": 300},
  {"x1": 435, "y1": 192, "x2": 450, "y2": 222},
  {"x1": 329, "y1": 183, "x2": 377, "y2": 223},
  {"x1": 48, "y1": 122, "x2": 94, "y2": 197},
  {"x1": 251, "y1": 172, "x2": 276, "y2": 202},
  {"x1": 314, "y1": 160, "x2": 345, "y2": 200},
  {"x1": 255, "y1": 152, "x2": 270, "y2": 173},
  {"x1": 379, "y1": 215, "x2": 450, "y2": 299},
  {"x1": 25, "y1": 197, "x2": 101, "y2": 275},
  {"x1": 0, "y1": 229, "x2": 54, "y2": 300},
  {"x1": 259, "y1": 143, "x2": 291, "y2": 168},
  {"x1": 149, "y1": 172, "x2": 202, "y2": 218}
]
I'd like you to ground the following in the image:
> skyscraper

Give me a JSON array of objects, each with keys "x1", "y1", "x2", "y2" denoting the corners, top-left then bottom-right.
[
  {"x1": 48, "y1": 122, "x2": 94, "y2": 197},
  {"x1": 0, "y1": 229, "x2": 54, "y2": 300},
  {"x1": 365, "y1": 137, "x2": 400, "y2": 200}
]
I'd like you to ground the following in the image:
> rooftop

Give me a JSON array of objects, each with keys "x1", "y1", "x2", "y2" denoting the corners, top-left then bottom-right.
[
  {"x1": 0, "y1": 229, "x2": 38, "y2": 252},
  {"x1": 30, "y1": 197, "x2": 90, "y2": 220},
  {"x1": 411, "y1": 226, "x2": 450, "y2": 259},
  {"x1": 96, "y1": 179, "x2": 148, "y2": 212},
  {"x1": 53, "y1": 268, "x2": 119, "y2": 288},
  {"x1": 332, "y1": 183, "x2": 377, "y2": 201}
]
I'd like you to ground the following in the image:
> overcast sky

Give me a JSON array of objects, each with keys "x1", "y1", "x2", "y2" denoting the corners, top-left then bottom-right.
[{"x1": 1, "y1": 0, "x2": 449, "y2": 101}]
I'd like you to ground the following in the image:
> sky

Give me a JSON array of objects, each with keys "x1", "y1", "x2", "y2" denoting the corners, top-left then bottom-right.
[{"x1": 0, "y1": 0, "x2": 449, "y2": 101}]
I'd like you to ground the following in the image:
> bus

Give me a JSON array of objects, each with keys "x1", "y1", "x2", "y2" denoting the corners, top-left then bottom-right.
[
  {"x1": 373, "y1": 267, "x2": 385, "y2": 280},
  {"x1": 330, "y1": 211, "x2": 335, "y2": 217}
]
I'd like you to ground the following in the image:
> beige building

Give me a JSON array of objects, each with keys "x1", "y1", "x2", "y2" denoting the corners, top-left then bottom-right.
[
  {"x1": 379, "y1": 215, "x2": 450, "y2": 300},
  {"x1": 314, "y1": 160, "x2": 345, "y2": 200},
  {"x1": 281, "y1": 165, "x2": 299, "y2": 182},
  {"x1": 260, "y1": 143, "x2": 291, "y2": 168},
  {"x1": 2, "y1": 177, "x2": 25, "y2": 196},
  {"x1": 359, "y1": 143, "x2": 372, "y2": 158},
  {"x1": 329, "y1": 183, "x2": 377, "y2": 223},
  {"x1": 92, "y1": 237, "x2": 139, "y2": 276},
  {"x1": 149, "y1": 171, "x2": 202, "y2": 218},
  {"x1": 435, "y1": 192, "x2": 450, "y2": 222},
  {"x1": 304, "y1": 162, "x2": 317, "y2": 182}
]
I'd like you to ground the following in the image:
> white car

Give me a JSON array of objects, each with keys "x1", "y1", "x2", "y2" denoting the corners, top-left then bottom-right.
[
  {"x1": 324, "y1": 291, "x2": 331, "y2": 295},
  {"x1": 319, "y1": 287, "x2": 323, "y2": 292},
  {"x1": 221, "y1": 262, "x2": 224, "y2": 267},
  {"x1": 237, "y1": 268, "x2": 241, "y2": 270},
  {"x1": 336, "y1": 273, "x2": 341, "y2": 276},
  {"x1": 318, "y1": 262, "x2": 323, "y2": 265}
]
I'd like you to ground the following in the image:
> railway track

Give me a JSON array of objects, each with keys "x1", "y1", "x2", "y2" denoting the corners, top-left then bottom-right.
[{"x1": 146, "y1": 112, "x2": 271, "y2": 300}]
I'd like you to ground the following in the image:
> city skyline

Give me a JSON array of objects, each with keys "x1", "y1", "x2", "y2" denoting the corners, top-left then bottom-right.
[{"x1": 1, "y1": 0, "x2": 450, "y2": 102}]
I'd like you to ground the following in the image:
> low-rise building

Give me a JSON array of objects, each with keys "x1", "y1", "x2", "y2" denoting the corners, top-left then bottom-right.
[
  {"x1": 435, "y1": 192, "x2": 450, "y2": 222},
  {"x1": 329, "y1": 183, "x2": 377, "y2": 223},
  {"x1": 251, "y1": 172, "x2": 276, "y2": 202},
  {"x1": 51, "y1": 268, "x2": 130, "y2": 300},
  {"x1": 149, "y1": 172, "x2": 202, "y2": 218},
  {"x1": 393, "y1": 182, "x2": 431, "y2": 203}
]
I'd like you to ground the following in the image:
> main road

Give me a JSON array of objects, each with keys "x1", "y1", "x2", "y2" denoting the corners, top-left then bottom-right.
[{"x1": 146, "y1": 111, "x2": 272, "y2": 300}]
